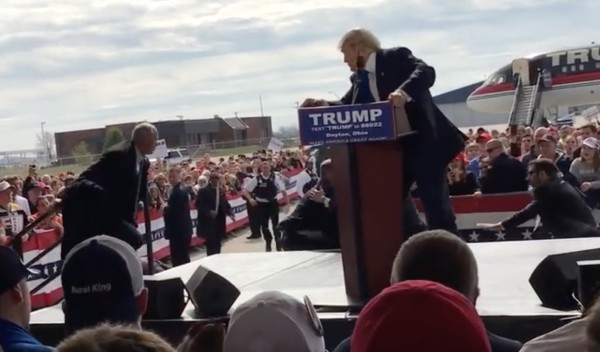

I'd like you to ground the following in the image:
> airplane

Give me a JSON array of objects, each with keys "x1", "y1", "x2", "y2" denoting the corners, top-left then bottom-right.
[{"x1": 467, "y1": 44, "x2": 600, "y2": 113}]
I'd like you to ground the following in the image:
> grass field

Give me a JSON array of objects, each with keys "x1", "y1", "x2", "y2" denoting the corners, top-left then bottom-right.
[{"x1": 1, "y1": 143, "x2": 297, "y2": 178}]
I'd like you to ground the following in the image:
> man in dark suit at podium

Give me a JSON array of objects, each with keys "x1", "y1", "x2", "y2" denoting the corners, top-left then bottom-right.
[
  {"x1": 301, "y1": 28, "x2": 466, "y2": 235},
  {"x1": 60, "y1": 123, "x2": 157, "y2": 259}
]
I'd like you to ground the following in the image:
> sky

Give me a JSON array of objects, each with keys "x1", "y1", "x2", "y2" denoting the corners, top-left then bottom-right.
[{"x1": 0, "y1": 0, "x2": 598, "y2": 150}]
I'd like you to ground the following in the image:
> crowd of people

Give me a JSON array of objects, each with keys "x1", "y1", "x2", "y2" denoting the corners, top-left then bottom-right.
[
  {"x1": 0, "y1": 145, "x2": 314, "y2": 254},
  {"x1": 449, "y1": 123, "x2": 600, "y2": 201}
]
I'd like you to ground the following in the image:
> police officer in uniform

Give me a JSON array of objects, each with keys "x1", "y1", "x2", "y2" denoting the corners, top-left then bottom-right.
[{"x1": 243, "y1": 161, "x2": 290, "y2": 252}]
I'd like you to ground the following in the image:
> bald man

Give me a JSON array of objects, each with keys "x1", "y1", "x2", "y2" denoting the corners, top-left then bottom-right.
[{"x1": 479, "y1": 139, "x2": 528, "y2": 194}]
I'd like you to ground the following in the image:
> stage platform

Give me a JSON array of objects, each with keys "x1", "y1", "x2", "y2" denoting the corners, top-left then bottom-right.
[{"x1": 31, "y1": 238, "x2": 600, "y2": 349}]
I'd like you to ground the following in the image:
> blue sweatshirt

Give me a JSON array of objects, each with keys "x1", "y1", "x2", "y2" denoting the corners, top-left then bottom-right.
[{"x1": 0, "y1": 318, "x2": 54, "y2": 351}]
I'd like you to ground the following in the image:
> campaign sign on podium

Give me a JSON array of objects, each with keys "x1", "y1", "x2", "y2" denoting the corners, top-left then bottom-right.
[{"x1": 298, "y1": 102, "x2": 397, "y2": 146}]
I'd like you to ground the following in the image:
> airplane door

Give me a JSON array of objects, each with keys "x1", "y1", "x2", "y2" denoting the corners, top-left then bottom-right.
[{"x1": 512, "y1": 58, "x2": 530, "y2": 85}]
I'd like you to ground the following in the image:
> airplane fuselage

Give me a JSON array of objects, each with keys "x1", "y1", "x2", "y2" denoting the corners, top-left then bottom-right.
[{"x1": 467, "y1": 44, "x2": 600, "y2": 113}]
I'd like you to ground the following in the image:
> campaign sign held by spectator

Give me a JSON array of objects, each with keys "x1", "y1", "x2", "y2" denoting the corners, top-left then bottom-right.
[{"x1": 298, "y1": 102, "x2": 397, "y2": 146}]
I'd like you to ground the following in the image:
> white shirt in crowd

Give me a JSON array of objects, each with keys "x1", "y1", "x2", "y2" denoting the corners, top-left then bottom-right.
[
  {"x1": 244, "y1": 174, "x2": 286, "y2": 203},
  {"x1": 520, "y1": 317, "x2": 589, "y2": 352},
  {"x1": 14, "y1": 195, "x2": 31, "y2": 217}
]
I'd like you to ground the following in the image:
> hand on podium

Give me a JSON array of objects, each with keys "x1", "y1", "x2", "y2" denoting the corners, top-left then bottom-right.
[
  {"x1": 300, "y1": 98, "x2": 329, "y2": 107},
  {"x1": 388, "y1": 91, "x2": 408, "y2": 107}
]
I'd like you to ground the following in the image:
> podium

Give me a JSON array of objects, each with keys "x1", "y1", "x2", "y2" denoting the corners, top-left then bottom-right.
[{"x1": 298, "y1": 102, "x2": 413, "y2": 305}]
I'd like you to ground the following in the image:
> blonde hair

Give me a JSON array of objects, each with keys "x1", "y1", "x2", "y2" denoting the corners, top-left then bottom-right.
[
  {"x1": 57, "y1": 324, "x2": 175, "y2": 352},
  {"x1": 338, "y1": 28, "x2": 381, "y2": 51}
]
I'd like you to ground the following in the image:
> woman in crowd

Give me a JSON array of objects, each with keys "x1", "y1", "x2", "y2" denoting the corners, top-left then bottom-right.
[
  {"x1": 148, "y1": 185, "x2": 163, "y2": 210},
  {"x1": 448, "y1": 153, "x2": 478, "y2": 196},
  {"x1": 570, "y1": 137, "x2": 600, "y2": 208},
  {"x1": 30, "y1": 195, "x2": 64, "y2": 236},
  {"x1": 564, "y1": 134, "x2": 578, "y2": 159}
]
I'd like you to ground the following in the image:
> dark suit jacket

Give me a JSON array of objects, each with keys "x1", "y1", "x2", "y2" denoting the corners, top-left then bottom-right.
[
  {"x1": 502, "y1": 179, "x2": 598, "y2": 236},
  {"x1": 77, "y1": 141, "x2": 149, "y2": 226},
  {"x1": 335, "y1": 47, "x2": 467, "y2": 167},
  {"x1": 164, "y1": 182, "x2": 193, "y2": 240},
  {"x1": 480, "y1": 153, "x2": 529, "y2": 194},
  {"x1": 195, "y1": 185, "x2": 232, "y2": 237}
]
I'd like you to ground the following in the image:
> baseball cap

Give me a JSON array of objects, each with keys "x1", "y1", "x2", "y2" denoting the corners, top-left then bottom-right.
[
  {"x1": 583, "y1": 137, "x2": 600, "y2": 149},
  {"x1": 61, "y1": 235, "x2": 144, "y2": 331},
  {"x1": 351, "y1": 280, "x2": 491, "y2": 352},
  {"x1": 223, "y1": 291, "x2": 325, "y2": 352},
  {"x1": 0, "y1": 181, "x2": 14, "y2": 193},
  {"x1": 0, "y1": 246, "x2": 36, "y2": 294}
]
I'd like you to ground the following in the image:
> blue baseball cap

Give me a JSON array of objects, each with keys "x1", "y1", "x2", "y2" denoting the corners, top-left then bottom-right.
[
  {"x1": 61, "y1": 235, "x2": 144, "y2": 332},
  {"x1": 0, "y1": 246, "x2": 35, "y2": 294}
]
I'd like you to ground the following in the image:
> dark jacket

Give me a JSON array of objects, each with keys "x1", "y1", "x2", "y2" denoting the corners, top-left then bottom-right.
[
  {"x1": 280, "y1": 185, "x2": 339, "y2": 251},
  {"x1": 480, "y1": 153, "x2": 528, "y2": 194},
  {"x1": 502, "y1": 179, "x2": 598, "y2": 237},
  {"x1": 554, "y1": 153, "x2": 579, "y2": 188},
  {"x1": 195, "y1": 184, "x2": 232, "y2": 237},
  {"x1": 0, "y1": 318, "x2": 54, "y2": 351},
  {"x1": 448, "y1": 172, "x2": 478, "y2": 196},
  {"x1": 76, "y1": 141, "x2": 149, "y2": 226},
  {"x1": 61, "y1": 141, "x2": 147, "y2": 258},
  {"x1": 164, "y1": 182, "x2": 193, "y2": 240},
  {"x1": 334, "y1": 47, "x2": 467, "y2": 170}
]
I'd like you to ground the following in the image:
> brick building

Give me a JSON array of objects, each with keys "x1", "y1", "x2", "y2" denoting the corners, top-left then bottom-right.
[{"x1": 54, "y1": 116, "x2": 272, "y2": 162}]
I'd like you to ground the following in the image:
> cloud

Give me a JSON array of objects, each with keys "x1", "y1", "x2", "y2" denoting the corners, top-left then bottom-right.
[{"x1": 0, "y1": 0, "x2": 598, "y2": 151}]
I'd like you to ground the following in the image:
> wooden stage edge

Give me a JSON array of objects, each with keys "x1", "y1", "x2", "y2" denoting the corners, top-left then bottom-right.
[{"x1": 31, "y1": 238, "x2": 600, "y2": 348}]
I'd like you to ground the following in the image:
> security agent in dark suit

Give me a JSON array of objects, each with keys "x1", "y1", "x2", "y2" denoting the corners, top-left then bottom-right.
[
  {"x1": 480, "y1": 158, "x2": 599, "y2": 237},
  {"x1": 60, "y1": 123, "x2": 157, "y2": 259},
  {"x1": 195, "y1": 171, "x2": 234, "y2": 256},
  {"x1": 280, "y1": 159, "x2": 339, "y2": 251},
  {"x1": 479, "y1": 139, "x2": 528, "y2": 194},
  {"x1": 301, "y1": 28, "x2": 467, "y2": 235},
  {"x1": 164, "y1": 166, "x2": 193, "y2": 267}
]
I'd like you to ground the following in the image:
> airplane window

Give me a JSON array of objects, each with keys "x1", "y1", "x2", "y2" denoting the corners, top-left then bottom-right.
[{"x1": 483, "y1": 74, "x2": 506, "y2": 86}]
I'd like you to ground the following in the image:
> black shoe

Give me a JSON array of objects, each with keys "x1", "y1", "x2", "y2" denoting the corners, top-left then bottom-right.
[
  {"x1": 275, "y1": 239, "x2": 282, "y2": 251},
  {"x1": 266, "y1": 242, "x2": 272, "y2": 252},
  {"x1": 247, "y1": 234, "x2": 261, "y2": 240}
]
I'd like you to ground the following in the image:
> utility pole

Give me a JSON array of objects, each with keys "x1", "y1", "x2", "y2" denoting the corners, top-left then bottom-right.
[
  {"x1": 40, "y1": 121, "x2": 51, "y2": 160},
  {"x1": 259, "y1": 94, "x2": 266, "y2": 142}
]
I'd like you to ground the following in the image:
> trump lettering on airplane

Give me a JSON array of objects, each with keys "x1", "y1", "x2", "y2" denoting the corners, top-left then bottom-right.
[{"x1": 308, "y1": 108, "x2": 383, "y2": 126}]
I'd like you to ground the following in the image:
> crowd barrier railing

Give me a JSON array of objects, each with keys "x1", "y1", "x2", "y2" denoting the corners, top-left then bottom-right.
[{"x1": 24, "y1": 168, "x2": 312, "y2": 310}]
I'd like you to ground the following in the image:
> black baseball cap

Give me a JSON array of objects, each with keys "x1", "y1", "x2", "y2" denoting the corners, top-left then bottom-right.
[
  {"x1": 61, "y1": 236, "x2": 144, "y2": 332},
  {"x1": 0, "y1": 246, "x2": 35, "y2": 294}
]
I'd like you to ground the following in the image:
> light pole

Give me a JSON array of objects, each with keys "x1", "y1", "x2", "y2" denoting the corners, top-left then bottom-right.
[{"x1": 40, "y1": 121, "x2": 51, "y2": 159}]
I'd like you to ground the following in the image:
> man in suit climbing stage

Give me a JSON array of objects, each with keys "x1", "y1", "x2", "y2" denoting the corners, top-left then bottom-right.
[
  {"x1": 302, "y1": 28, "x2": 467, "y2": 236},
  {"x1": 60, "y1": 122, "x2": 157, "y2": 259}
]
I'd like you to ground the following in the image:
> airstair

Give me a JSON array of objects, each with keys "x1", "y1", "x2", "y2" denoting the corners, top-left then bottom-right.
[{"x1": 508, "y1": 73, "x2": 543, "y2": 128}]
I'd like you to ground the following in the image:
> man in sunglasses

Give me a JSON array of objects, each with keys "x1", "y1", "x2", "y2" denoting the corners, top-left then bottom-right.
[
  {"x1": 478, "y1": 139, "x2": 528, "y2": 194},
  {"x1": 479, "y1": 159, "x2": 598, "y2": 238}
]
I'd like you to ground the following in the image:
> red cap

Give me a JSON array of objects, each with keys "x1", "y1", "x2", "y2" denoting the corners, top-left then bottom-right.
[
  {"x1": 475, "y1": 132, "x2": 492, "y2": 143},
  {"x1": 454, "y1": 152, "x2": 467, "y2": 163},
  {"x1": 351, "y1": 280, "x2": 491, "y2": 352}
]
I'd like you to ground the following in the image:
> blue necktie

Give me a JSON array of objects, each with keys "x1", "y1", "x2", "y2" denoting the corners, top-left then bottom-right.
[{"x1": 353, "y1": 69, "x2": 375, "y2": 104}]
